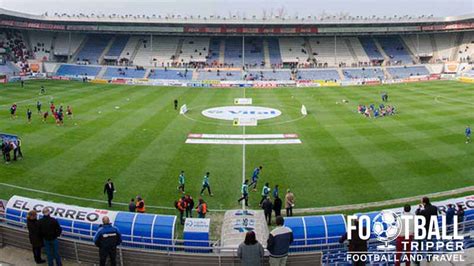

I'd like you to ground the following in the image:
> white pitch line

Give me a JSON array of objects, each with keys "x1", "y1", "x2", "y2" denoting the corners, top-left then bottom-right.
[{"x1": 241, "y1": 85, "x2": 247, "y2": 210}]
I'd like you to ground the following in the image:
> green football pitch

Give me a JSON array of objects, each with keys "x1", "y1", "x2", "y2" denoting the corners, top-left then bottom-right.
[{"x1": 0, "y1": 80, "x2": 472, "y2": 212}]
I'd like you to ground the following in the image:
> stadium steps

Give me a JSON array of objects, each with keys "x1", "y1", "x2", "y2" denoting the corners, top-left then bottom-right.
[
  {"x1": 262, "y1": 38, "x2": 271, "y2": 67},
  {"x1": 129, "y1": 38, "x2": 142, "y2": 64},
  {"x1": 219, "y1": 39, "x2": 226, "y2": 64},
  {"x1": 381, "y1": 66, "x2": 393, "y2": 80},
  {"x1": 430, "y1": 34, "x2": 440, "y2": 61},
  {"x1": 99, "y1": 36, "x2": 116, "y2": 64},
  {"x1": 336, "y1": 68, "x2": 345, "y2": 80},
  {"x1": 372, "y1": 37, "x2": 390, "y2": 65},
  {"x1": 174, "y1": 38, "x2": 184, "y2": 65},
  {"x1": 21, "y1": 31, "x2": 33, "y2": 55},
  {"x1": 192, "y1": 70, "x2": 199, "y2": 80},
  {"x1": 144, "y1": 68, "x2": 152, "y2": 79},
  {"x1": 69, "y1": 35, "x2": 88, "y2": 63},
  {"x1": 344, "y1": 38, "x2": 359, "y2": 62},
  {"x1": 399, "y1": 35, "x2": 419, "y2": 64},
  {"x1": 96, "y1": 66, "x2": 107, "y2": 79},
  {"x1": 304, "y1": 37, "x2": 315, "y2": 63},
  {"x1": 450, "y1": 32, "x2": 464, "y2": 61}
]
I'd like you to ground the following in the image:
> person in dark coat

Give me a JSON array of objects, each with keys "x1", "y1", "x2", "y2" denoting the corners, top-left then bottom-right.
[
  {"x1": 93, "y1": 216, "x2": 122, "y2": 266},
  {"x1": 184, "y1": 194, "x2": 194, "y2": 218},
  {"x1": 415, "y1": 196, "x2": 439, "y2": 261},
  {"x1": 39, "y1": 208, "x2": 62, "y2": 266},
  {"x1": 27, "y1": 210, "x2": 46, "y2": 264},
  {"x1": 103, "y1": 178, "x2": 116, "y2": 207},
  {"x1": 273, "y1": 196, "x2": 282, "y2": 217},
  {"x1": 262, "y1": 197, "x2": 273, "y2": 226},
  {"x1": 128, "y1": 198, "x2": 136, "y2": 212},
  {"x1": 339, "y1": 220, "x2": 367, "y2": 266}
]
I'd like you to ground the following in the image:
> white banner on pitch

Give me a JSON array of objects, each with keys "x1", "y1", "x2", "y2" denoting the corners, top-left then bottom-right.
[
  {"x1": 233, "y1": 117, "x2": 257, "y2": 126},
  {"x1": 234, "y1": 98, "x2": 253, "y2": 105},
  {"x1": 301, "y1": 105, "x2": 308, "y2": 116},
  {"x1": 180, "y1": 104, "x2": 188, "y2": 114}
]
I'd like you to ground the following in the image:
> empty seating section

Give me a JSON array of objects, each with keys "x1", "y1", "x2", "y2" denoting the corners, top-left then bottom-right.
[
  {"x1": 343, "y1": 68, "x2": 385, "y2": 79},
  {"x1": 104, "y1": 35, "x2": 129, "y2": 59},
  {"x1": 297, "y1": 69, "x2": 340, "y2": 80},
  {"x1": 206, "y1": 38, "x2": 221, "y2": 66},
  {"x1": 151, "y1": 36, "x2": 180, "y2": 66},
  {"x1": 119, "y1": 36, "x2": 141, "y2": 62},
  {"x1": 458, "y1": 32, "x2": 474, "y2": 61},
  {"x1": 279, "y1": 37, "x2": 309, "y2": 64},
  {"x1": 0, "y1": 64, "x2": 17, "y2": 75},
  {"x1": 348, "y1": 37, "x2": 371, "y2": 64},
  {"x1": 198, "y1": 70, "x2": 242, "y2": 80},
  {"x1": 376, "y1": 36, "x2": 413, "y2": 64},
  {"x1": 132, "y1": 36, "x2": 152, "y2": 66},
  {"x1": 224, "y1": 37, "x2": 243, "y2": 67},
  {"x1": 244, "y1": 38, "x2": 264, "y2": 67},
  {"x1": 309, "y1": 37, "x2": 356, "y2": 67},
  {"x1": 434, "y1": 33, "x2": 457, "y2": 61},
  {"x1": 103, "y1": 67, "x2": 146, "y2": 79},
  {"x1": 402, "y1": 34, "x2": 433, "y2": 57},
  {"x1": 53, "y1": 33, "x2": 85, "y2": 56},
  {"x1": 178, "y1": 37, "x2": 210, "y2": 64},
  {"x1": 29, "y1": 31, "x2": 54, "y2": 61},
  {"x1": 267, "y1": 38, "x2": 283, "y2": 66},
  {"x1": 148, "y1": 69, "x2": 192, "y2": 80},
  {"x1": 387, "y1": 66, "x2": 430, "y2": 79},
  {"x1": 246, "y1": 70, "x2": 291, "y2": 81},
  {"x1": 56, "y1": 64, "x2": 101, "y2": 77},
  {"x1": 359, "y1": 37, "x2": 384, "y2": 61},
  {"x1": 75, "y1": 35, "x2": 112, "y2": 64}
]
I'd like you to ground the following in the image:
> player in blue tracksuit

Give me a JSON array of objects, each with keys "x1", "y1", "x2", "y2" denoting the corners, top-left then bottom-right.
[
  {"x1": 200, "y1": 172, "x2": 213, "y2": 196},
  {"x1": 237, "y1": 179, "x2": 249, "y2": 207},
  {"x1": 93, "y1": 216, "x2": 122, "y2": 266},
  {"x1": 466, "y1": 126, "x2": 471, "y2": 144},
  {"x1": 249, "y1": 166, "x2": 262, "y2": 191}
]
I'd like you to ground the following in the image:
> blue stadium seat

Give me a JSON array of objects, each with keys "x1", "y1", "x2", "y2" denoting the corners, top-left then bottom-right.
[{"x1": 56, "y1": 64, "x2": 102, "y2": 77}]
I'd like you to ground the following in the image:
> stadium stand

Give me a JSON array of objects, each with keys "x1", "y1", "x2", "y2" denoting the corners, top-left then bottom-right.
[
  {"x1": 118, "y1": 36, "x2": 141, "y2": 64},
  {"x1": 342, "y1": 67, "x2": 385, "y2": 80},
  {"x1": 458, "y1": 31, "x2": 474, "y2": 62},
  {"x1": 309, "y1": 37, "x2": 368, "y2": 67},
  {"x1": 279, "y1": 37, "x2": 310, "y2": 65},
  {"x1": 151, "y1": 36, "x2": 180, "y2": 66},
  {"x1": 103, "y1": 66, "x2": 146, "y2": 79},
  {"x1": 434, "y1": 33, "x2": 458, "y2": 62},
  {"x1": 375, "y1": 36, "x2": 414, "y2": 65},
  {"x1": 132, "y1": 36, "x2": 153, "y2": 66},
  {"x1": 358, "y1": 37, "x2": 384, "y2": 62},
  {"x1": 75, "y1": 35, "x2": 112, "y2": 64},
  {"x1": 206, "y1": 38, "x2": 221, "y2": 67},
  {"x1": 104, "y1": 35, "x2": 129, "y2": 61},
  {"x1": 28, "y1": 30, "x2": 54, "y2": 61},
  {"x1": 55, "y1": 64, "x2": 102, "y2": 77},
  {"x1": 267, "y1": 37, "x2": 283, "y2": 67},
  {"x1": 245, "y1": 70, "x2": 292, "y2": 81},
  {"x1": 148, "y1": 69, "x2": 192, "y2": 80},
  {"x1": 53, "y1": 33, "x2": 85, "y2": 56},
  {"x1": 386, "y1": 65, "x2": 430, "y2": 79},
  {"x1": 197, "y1": 69, "x2": 242, "y2": 80},
  {"x1": 223, "y1": 37, "x2": 243, "y2": 67},
  {"x1": 296, "y1": 69, "x2": 340, "y2": 80},
  {"x1": 177, "y1": 37, "x2": 210, "y2": 65},
  {"x1": 402, "y1": 34, "x2": 434, "y2": 58},
  {"x1": 243, "y1": 37, "x2": 265, "y2": 68},
  {"x1": 0, "y1": 63, "x2": 18, "y2": 75}
]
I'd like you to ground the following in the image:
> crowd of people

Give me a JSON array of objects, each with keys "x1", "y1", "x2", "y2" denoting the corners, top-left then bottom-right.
[
  {"x1": 357, "y1": 103, "x2": 396, "y2": 118},
  {"x1": 1, "y1": 137, "x2": 22, "y2": 164}
]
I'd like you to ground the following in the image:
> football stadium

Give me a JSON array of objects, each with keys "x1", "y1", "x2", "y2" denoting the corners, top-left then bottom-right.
[{"x1": 0, "y1": 0, "x2": 473, "y2": 265}]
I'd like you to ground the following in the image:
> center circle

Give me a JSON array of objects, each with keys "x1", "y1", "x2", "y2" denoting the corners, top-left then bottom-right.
[{"x1": 201, "y1": 106, "x2": 282, "y2": 121}]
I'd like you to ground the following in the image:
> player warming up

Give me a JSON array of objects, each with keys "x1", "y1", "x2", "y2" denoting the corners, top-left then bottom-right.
[
  {"x1": 200, "y1": 172, "x2": 213, "y2": 196},
  {"x1": 174, "y1": 99, "x2": 178, "y2": 110},
  {"x1": 249, "y1": 166, "x2": 262, "y2": 191},
  {"x1": 177, "y1": 170, "x2": 185, "y2": 194},
  {"x1": 27, "y1": 109, "x2": 32, "y2": 124},
  {"x1": 466, "y1": 126, "x2": 471, "y2": 144}
]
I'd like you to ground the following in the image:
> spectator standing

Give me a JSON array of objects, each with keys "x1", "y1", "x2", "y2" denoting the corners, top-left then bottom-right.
[
  {"x1": 39, "y1": 208, "x2": 62, "y2": 266},
  {"x1": 184, "y1": 195, "x2": 194, "y2": 218},
  {"x1": 93, "y1": 216, "x2": 122, "y2": 266},
  {"x1": 27, "y1": 210, "x2": 46, "y2": 264},
  {"x1": 267, "y1": 216, "x2": 293, "y2": 266},
  {"x1": 339, "y1": 220, "x2": 367, "y2": 266},
  {"x1": 103, "y1": 178, "x2": 116, "y2": 208},
  {"x1": 136, "y1": 196, "x2": 146, "y2": 213},
  {"x1": 285, "y1": 189, "x2": 295, "y2": 217},
  {"x1": 415, "y1": 197, "x2": 439, "y2": 262},
  {"x1": 128, "y1": 198, "x2": 136, "y2": 212},
  {"x1": 237, "y1": 231, "x2": 264, "y2": 266},
  {"x1": 273, "y1": 185, "x2": 279, "y2": 199},
  {"x1": 457, "y1": 206, "x2": 465, "y2": 233},
  {"x1": 274, "y1": 196, "x2": 282, "y2": 218},
  {"x1": 262, "y1": 197, "x2": 273, "y2": 226},
  {"x1": 196, "y1": 198, "x2": 207, "y2": 218},
  {"x1": 395, "y1": 205, "x2": 415, "y2": 266},
  {"x1": 176, "y1": 196, "x2": 187, "y2": 225},
  {"x1": 446, "y1": 204, "x2": 456, "y2": 233}
]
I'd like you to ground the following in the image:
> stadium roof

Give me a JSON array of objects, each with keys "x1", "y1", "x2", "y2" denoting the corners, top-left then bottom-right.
[{"x1": 1, "y1": 8, "x2": 473, "y2": 26}]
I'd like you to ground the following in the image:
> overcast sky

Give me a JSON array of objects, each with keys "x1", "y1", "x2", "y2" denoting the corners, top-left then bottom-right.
[{"x1": 1, "y1": 0, "x2": 473, "y2": 18}]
